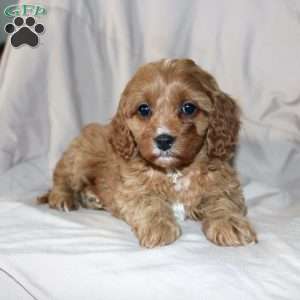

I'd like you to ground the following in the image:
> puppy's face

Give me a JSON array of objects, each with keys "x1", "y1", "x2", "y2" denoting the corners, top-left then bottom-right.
[
  {"x1": 111, "y1": 59, "x2": 239, "y2": 171},
  {"x1": 121, "y1": 59, "x2": 215, "y2": 169}
]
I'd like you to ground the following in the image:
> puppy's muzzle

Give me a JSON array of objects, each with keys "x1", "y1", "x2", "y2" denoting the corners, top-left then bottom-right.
[{"x1": 154, "y1": 134, "x2": 176, "y2": 151}]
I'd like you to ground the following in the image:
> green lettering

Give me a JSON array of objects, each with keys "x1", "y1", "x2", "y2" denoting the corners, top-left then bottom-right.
[
  {"x1": 34, "y1": 6, "x2": 47, "y2": 16},
  {"x1": 22, "y1": 5, "x2": 35, "y2": 16},
  {"x1": 4, "y1": 5, "x2": 19, "y2": 17}
]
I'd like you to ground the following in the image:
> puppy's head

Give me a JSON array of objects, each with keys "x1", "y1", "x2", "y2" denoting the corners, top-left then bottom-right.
[{"x1": 110, "y1": 59, "x2": 240, "y2": 169}]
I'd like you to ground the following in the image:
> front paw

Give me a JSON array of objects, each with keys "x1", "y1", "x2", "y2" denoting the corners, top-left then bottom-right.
[
  {"x1": 135, "y1": 219, "x2": 181, "y2": 248},
  {"x1": 202, "y1": 215, "x2": 257, "y2": 247}
]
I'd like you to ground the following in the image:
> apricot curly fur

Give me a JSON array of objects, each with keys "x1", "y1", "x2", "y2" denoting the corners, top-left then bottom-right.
[{"x1": 38, "y1": 59, "x2": 257, "y2": 248}]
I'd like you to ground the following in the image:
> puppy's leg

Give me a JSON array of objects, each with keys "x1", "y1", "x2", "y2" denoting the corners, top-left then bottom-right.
[
  {"x1": 114, "y1": 194, "x2": 181, "y2": 248},
  {"x1": 188, "y1": 169, "x2": 257, "y2": 247},
  {"x1": 189, "y1": 196, "x2": 257, "y2": 247},
  {"x1": 48, "y1": 185, "x2": 78, "y2": 212},
  {"x1": 199, "y1": 196, "x2": 257, "y2": 247},
  {"x1": 45, "y1": 158, "x2": 79, "y2": 211},
  {"x1": 38, "y1": 123, "x2": 110, "y2": 211}
]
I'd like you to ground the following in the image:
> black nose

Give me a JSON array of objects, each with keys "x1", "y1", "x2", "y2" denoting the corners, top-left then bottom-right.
[{"x1": 154, "y1": 134, "x2": 176, "y2": 151}]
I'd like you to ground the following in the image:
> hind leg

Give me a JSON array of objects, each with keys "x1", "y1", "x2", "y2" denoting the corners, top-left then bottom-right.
[
  {"x1": 42, "y1": 158, "x2": 80, "y2": 212},
  {"x1": 37, "y1": 188, "x2": 79, "y2": 212},
  {"x1": 48, "y1": 184, "x2": 79, "y2": 212},
  {"x1": 38, "y1": 124, "x2": 109, "y2": 211}
]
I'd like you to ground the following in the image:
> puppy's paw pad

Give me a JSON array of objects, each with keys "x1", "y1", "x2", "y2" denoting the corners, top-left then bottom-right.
[
  {"x1": 79, "y1": 191, "x2": 103, "y2": 209},
  {"x1": 203, "y1": 216, "x2": 257, "y2": 247},
  {"x1": 136, "y1": 220, "x2": 181, "y2": 248}
]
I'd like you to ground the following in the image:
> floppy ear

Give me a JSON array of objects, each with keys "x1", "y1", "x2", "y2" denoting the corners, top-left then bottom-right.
[
  {"x1": 206, "y1": 92, "x2": 240, "y2": 161},
  {"x1": 190, "y1": 62, "x2": 240, "y2": 161},
  {"x1": 109, "y1": 109, "x2": 136, "y2": 160}
]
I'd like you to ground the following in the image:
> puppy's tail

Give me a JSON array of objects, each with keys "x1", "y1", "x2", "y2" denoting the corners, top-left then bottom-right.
[{"x1": 37, "y1": 191, "x2": 50, "y2": 204}]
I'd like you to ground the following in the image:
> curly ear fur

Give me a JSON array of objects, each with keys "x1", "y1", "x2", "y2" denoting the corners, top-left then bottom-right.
[
  {"x1": 206, "y1": 92, "x2": 240, "y2": 161},
  {"x1": 190, "y1": 61, "x2": 240, "y2": 161},
  {"x1": 110, "y1": 110, "x2": 136, "y2": 160}
]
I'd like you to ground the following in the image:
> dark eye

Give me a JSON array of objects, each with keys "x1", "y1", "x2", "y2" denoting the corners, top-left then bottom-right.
[
  {"x1": 137, "y1": 103, "x2": 151, "y2": 118},
  {"x1": 180, "y1": 102, "x2": 198, "y2": 116}
]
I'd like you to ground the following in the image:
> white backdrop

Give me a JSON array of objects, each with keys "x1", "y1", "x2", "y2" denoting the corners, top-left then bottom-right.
[{"x1": 0, "y1": 0, "x2": 300, "y2": 299}]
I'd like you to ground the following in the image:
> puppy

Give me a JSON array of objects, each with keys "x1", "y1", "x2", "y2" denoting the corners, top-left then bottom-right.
[{"x1": 38, "y1": 59, "x2": 257, "y2": 248}]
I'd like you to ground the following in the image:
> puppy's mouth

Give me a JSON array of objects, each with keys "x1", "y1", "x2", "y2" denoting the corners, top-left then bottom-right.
[
  {"x1": 156, "y1": 150, "x2": 177, "y2": 159},
  {"x1": 152, "y1": 149, "x2": 181, "y2": 166}
]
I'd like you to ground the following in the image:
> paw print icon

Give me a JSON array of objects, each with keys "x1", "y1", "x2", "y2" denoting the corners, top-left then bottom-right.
[{"x1": 5, "y1": 16, "x2": 45, "y2": 48}]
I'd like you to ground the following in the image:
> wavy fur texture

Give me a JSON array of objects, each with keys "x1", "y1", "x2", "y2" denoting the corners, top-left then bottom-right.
[{"x1": 38, "y1": 59, "x2": 257, "y2": 248}]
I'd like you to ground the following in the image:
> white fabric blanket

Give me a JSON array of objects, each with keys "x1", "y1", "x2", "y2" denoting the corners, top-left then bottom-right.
[{"x1": 0, "y1": 0, "x2": 300, "y2": 299}]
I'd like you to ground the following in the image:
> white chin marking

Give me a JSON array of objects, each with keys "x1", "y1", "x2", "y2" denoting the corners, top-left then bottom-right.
[
  {"x1": 152, "y1": 144, "x2": 176, "y2": 165},
  {"x1": 156, "y1": 156, "x2": 174, "y2": 163}
]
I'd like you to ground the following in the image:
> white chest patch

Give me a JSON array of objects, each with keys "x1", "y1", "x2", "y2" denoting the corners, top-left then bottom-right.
[
  {"x1": 167, "y1": 170, "x2": 188, "y2": 221},
  {"x1": 167, "y1": 170, "x2": 191, "y2": 192},
  {"x1": 172, "y1": 202, "x2": 186, "y2": 222},
  {"x1": 167, "y1": 170, "x2": 182, "y2": 184},
  {"x1": 174, "y1": 177, "x2": 191, "y2": 192}
]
